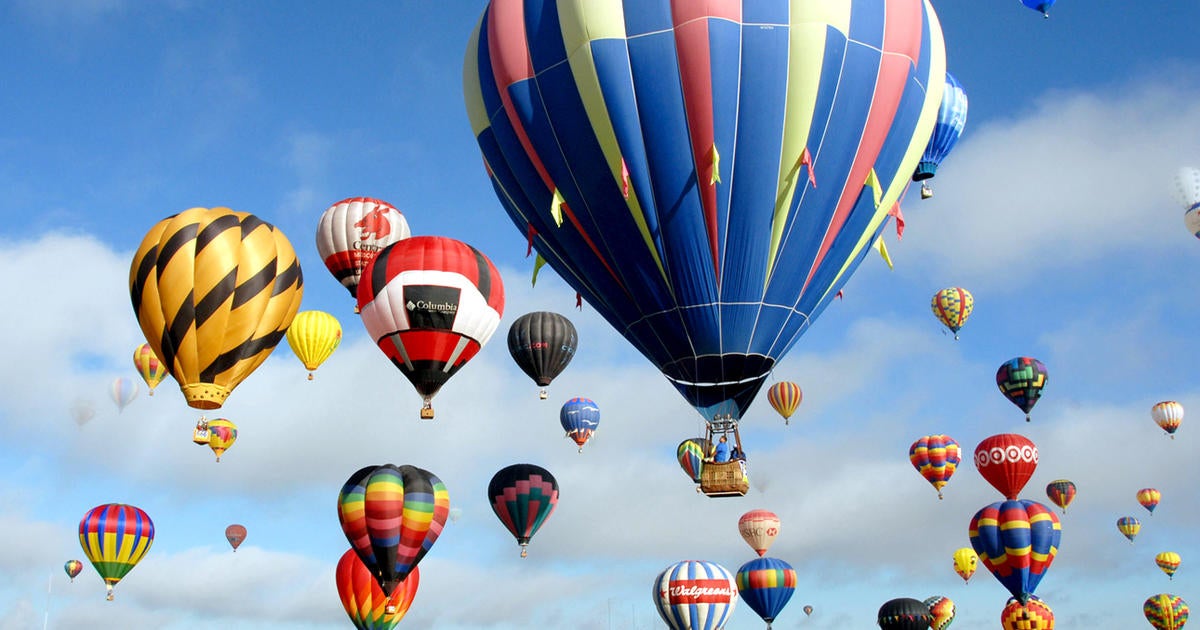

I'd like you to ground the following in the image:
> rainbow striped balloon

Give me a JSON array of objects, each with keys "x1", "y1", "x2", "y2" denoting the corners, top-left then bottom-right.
[
  {"x1": 1145, "y1": 593, "x2": 1189, "y2": 630},
  {"x1": 336, "y1": 548, "x2": 419, "y2": 629},
  {"x1": 132, "y1": 343, "x2": 169, "y2": 395},
  {"x1": 766, "y1": 382, "x2": 802, "y2": 424},
  {"x1": 736, "y1": 557, "x2": 797, "y2": 626},
  {"x1": 909, "y1": 434, "x2": 961, "y2": 499},
  {"x1": 78, "y1": 503, "x2": 154, "y2": 600}
]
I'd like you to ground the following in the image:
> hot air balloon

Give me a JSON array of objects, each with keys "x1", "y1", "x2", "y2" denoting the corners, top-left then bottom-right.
[
  {"x1": 64, "y1": 560, "x2": 83, "y2": 582},
  {"x1": 803, "y1": 605, "x2": 814, "y2": 617},
  {"x1": 953, "y1": 547, "x2": 978, "y2": 583},
  {"x1": 652, "y1": 560, "x2": 738, "y2": 630},
  {"x1": 1152, "y1": 401, "x2": 1184, "y2": 438},
  {"x1": 974, "y1": 434, "x2": 1039, "y2": 500},
  {"x1": 1157, "y1": 552, "x2": 1182, "y2": 580},
  {"x1": 206, "y1": 418, "x2": 237, "y2": 462},
  {"x1": 766, "y1": 382, "x2": 802, "y2": 424},
  {"x1": 316, "y1": 197, "x2": 411, "y2": 307},
  {"x1": 1001, "y1": 596, "x2": 1055, "y2": 630},
  {"x1": 1174, "y1": 167, "x2": 1200, "y2": 240},
  {"x1": 560, "y1": 397, "x2": 599, "y2": 453},
  {"x1": 70, "y1": 399, "x2": 96, "y2": 427},
  {"x1": 110, "y1": 377, "x2": 138, "y2": 413},
  {"x1": 930, "y1": 288, "x2": 973, "y2": 339},
  {"x1": 737, "y1": 557, "x2": 796, "y2": 629},
  {"x1": 1118, "y1": 516, "x2": 1142, "y2": 543},
  {"x1": 1145, "y1": 593, "x2": 1189, "y2": 630},
  {"x1": 1044, "y1": 480, "x2": 1076, "y2": 514},
  {"x1": 225, "y1": 524, "x2": 246, "y2": 552},
  {"x1": 464, "y1": 0, "x2": 948, "y2": 424},
  {"x1": 1139, "y1": 488, "x2": 1162, "y2": 515},
  {"x1": 913, "y1": 72, "x2": 968, "y2": 199},
  {"x1": 337, "y1": 464, "x2": 449, "y2": 602},
  {"x1": 78, "y1": 503, "x2": 154, "y2": 601},
  {"x1": 996, "y1": 358, "x2": 1047, "y2": 421},
  {"x1": 909, "y1": 434, "x2": 961, "y2": 499},
  {"x1": 677, "y1": 439, "x2": 706, "y2": 488},
  {"x1": 285, "y1": 310, "x2": 342, "y2": 380},
  {"x1": 129, "y1": 207, "x2": 303, "y2": 410},
  {"x1": 738, "y1": 510, "x2": 781, "y2": 558},
  {"x1": 448, "y1": 507, "x2": 463, "y2": 523},
  {"x1": 1021, "y1": 0, "x2": 1055, "y2": 18},
  {"x1": 132, "y1": 343, "x2": 169, "y2": 395},
  {"x1": 507, "y1": 311, "x2": 578, "y2": 399},
  {"x1": 488, "y1": 463, "x2": 558, "y2": 558},
  {"x1": 969, "y1": 499, "x2": 1061, "y2": 605},
  {"x1": 925, "y1": 596, "x2": 955, "y2": 630},
  {"x1": 357, "y1": 236, "x2": 505, "y2": 419},
  {"x1": 336, "y1": 548, "x2": 420, "y2": 630},
  {"x1": 877, "y1": 597, "x2": 933, "y2": 630}
]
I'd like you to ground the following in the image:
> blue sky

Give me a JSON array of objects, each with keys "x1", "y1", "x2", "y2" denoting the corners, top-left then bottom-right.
[{"x1": 2, "y1": 1, "x2": 1200, "y2": 628}]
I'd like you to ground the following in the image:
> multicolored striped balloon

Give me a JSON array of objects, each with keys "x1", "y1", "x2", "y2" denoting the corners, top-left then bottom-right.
[
  {"x1": 1001, "y1": 596, "x2": 1055, "y2": 630},
  {"x1": 337, "y1": 464, "x2": 449, "y2": 597},
  {"x1": 909, "y1": 434, "x2": 961, "y2": 499},
  {"x1": 78, "y1": 503, "x2": 154, "y2": 600},
  {"x1": 1145, "y1": 593, "x2": 1189, "y2": 630},
  {"x1": 1139, "y1": 487, "x2": 1163, "y2": 514},
  {"x1": 738, "y1": 509, "x2": 781, "y2": 558},
  {"x1": 653, "y1": 560, "x2": 738, "y2": 630},
  {"x1": 1044, "y1": 479, "x2": 1076, "y2": 514},
  {"x1": 132, "y1": 343, "x2": 169, "y2": 395},
  {"x1": 336, "y1": 548, "x2": 419, "y2": 629},
  {"x1": 677, "y1": 439, "x2": 706, "y2": 486},
  {"x1": 930, "y1": 287, "x2": 973, "y2": 339},
  {"x1": 357, "y1": 236, "x2": 505, "y2": 419},
  {"x1": 766, "y1": 382, "x2": 802, "y2": 424},
  {"x1": 559, "y1": 397, "x2": 599, "y2": 452},
  {"x1": 465, "y1": 0, "x2": 948, "y2": 423},
  {"x1": 129, "y1": 207, "x2": 304, "y2": 410},
  {"x1": 205, "y1": 419, "x2": 238, "y2": 462},
  {"x1": 736, "y1": 557, "x2": 797, "y2": 628},
  {"x1": 109, "y1": 377, "x2": 138, "y2": 413},
  {"x1": 969, "y1": 499, "x2": 1061, "y2": 604},
  {"x1": 488, "y1": 463, "x2": 559, "y2": 558},
  {"x1": 924, "y1": 595, "x2": 956, "y2": 630},
  {"x1": 1157, "y1": 552, "x2": 1182, "y2": 580},
  {"x1": 64, "y1": 559, "x2": 83, "y2": 581},
  {"x1": 1117, "y1": 516, "x2": 1142, "y2": 543},
  {"x1": 996, "y1": 357, "x2": 1048, "y2": 421}
]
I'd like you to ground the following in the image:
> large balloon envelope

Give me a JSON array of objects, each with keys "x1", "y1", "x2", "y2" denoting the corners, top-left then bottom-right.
[
  {"x1": 507, "y1": 311, "x2": 578, "y2": 398},
  {"x1": 969, "y1": 499, "x2": 1061, "y2": 604},
  {"x1": 357, "y1": 236, "x2": 505, "y2": 419},
  {"x1": 316, "y1": 197, "x2": 411, "y2": 304},
  {"x1": 78, "y1": 503, "x2": 154, "y2": 601},
  {"x1": 736, "y1": 557, "x2": 797, "y2": 628},
  {"x1": 336, "y1": 548, "x2": 420, "y2": 629},
  {"x1": 1001, "y1": 596, "x2": 1055, "y2": 630},
  {"x1": 877, "y1": 597, "x2": 933, "y2": 630},
  {"x1": 909, "y1": 434, "x2": 960, "y2": 499},
  {"x1": 1152, "y1": 401, "x2": 1184, "y2": 438},
  {"x1": 1145, "y1": 593, "x2": 1189, "y2": 630},
  {"x1": 996, "y1": 357, "x2": 1047, "y2": 421},
  {"x1": 766, "y1": 382, "x2": 802, "y2": 424},
  {"x1": 487, "y1": 463, "x2": 559, "y2": 558},
  {"x1": 285, "y1": 310, "x2": 342, "y2": 380},
  {"x1": 337, "y1": 464, "x2": 449, "y2": 598},
  {"x1": 1044, "y1": 479, "x2": 1076, "y2": 514},
  {"x1": 974, "y1": 434, "x2": 1038, "y2": 500},
  {"x1": 738, "y1": 509, "x2": 781, "y2": 558},
  {"x1": 1174, "y1": 167, "x2": 1200, "y2": 239},
  {"x1": 132, "y1": 343, "x2": 169, "y2": 395},
  {"x1": 129, "y1": 207, "x2": 304, "y2": 409},
  {"x1": 930, "y1": 288, "x2": 972, "y2": 339},
  {"x1": 464, "y1": 0, "x2": 948, "y2": 421},
  {"x1": 912, "y1": 71, "x2": 968, "y2": 197},
  {"x1": 652, "y1": 560, "x2": 738, "y2": 630},
  {"x1": 225, "y1": 524, "x2": 247, "y2": 552},
  {"x1": 560, "y1": 397, "x2": 599, "y2": 452},
  {"x1": 924, "y1": 596, "x2": 955, "y2": 630}
]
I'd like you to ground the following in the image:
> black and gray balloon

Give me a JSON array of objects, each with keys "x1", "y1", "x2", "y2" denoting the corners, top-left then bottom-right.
[{"x1": 507, "y1": 311, "x2": 578, "y2": 399}]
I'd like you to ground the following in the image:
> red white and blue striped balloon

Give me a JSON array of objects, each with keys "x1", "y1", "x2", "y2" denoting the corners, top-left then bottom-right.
[{"x1": 653, "y1": 560, "x2": 738, "y2": 630}]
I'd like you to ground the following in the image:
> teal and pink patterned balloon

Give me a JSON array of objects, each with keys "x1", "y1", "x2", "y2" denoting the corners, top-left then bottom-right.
[
  {"x1": 909, "y1": 434, "x2": 961, "y2": 499},
  {"x1": 337, "y1": 464, "x2": 449, "y2": 598},
  {"x1": 653, "y1": 560, "x2": 738, "y2": 630},
  {"x1": 969, "y1": 499, "x2": 1061, "y2": 604},
  {"x1": 736, "y1": 557, "x2": 797, "y2": 628},
  {"x1": 1145, "y1": 593, "x2": 1189, "y2": 630},
  {"x1": 488, "y1": 464, "x2": 559, "y2": 558},
  {"x1": 996, "y1": 357, "x2": 1048, "y2": 421}
]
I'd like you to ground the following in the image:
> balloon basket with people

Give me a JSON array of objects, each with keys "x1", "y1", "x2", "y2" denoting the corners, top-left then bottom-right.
[{"x1": 700, "y1": 416, "x2": 749, "y2": 498}]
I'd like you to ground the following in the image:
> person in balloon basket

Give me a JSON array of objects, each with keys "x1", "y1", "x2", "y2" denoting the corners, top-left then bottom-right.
[{"x1": 713, "y1": 436, "x2": 731, "y2": 463}]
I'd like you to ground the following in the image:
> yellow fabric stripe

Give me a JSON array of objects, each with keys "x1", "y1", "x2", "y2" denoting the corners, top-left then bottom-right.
[{"x1": 463, "y1": 17, "x2": 490, "y2": 137}]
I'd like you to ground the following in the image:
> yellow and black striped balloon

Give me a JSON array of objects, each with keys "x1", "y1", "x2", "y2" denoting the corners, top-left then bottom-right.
[{"x1": 129, "y1": 207, "x2": 304, "y2": 409}]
